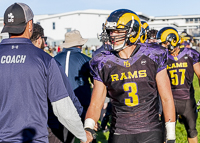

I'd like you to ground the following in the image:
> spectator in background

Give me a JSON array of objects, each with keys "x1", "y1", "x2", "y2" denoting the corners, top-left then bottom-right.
[
  {"x1": 0, "y1": 3, "x2": 86, "y2": 143},
  {"x1": 57, "y1": 45, "x2": 61, "y2": 53},
  {"x1": 90, "y1": 45, "x2": 96, "y2": 56},
  {"x1": 52, "y1": 47, "x2": 57, "y2": 56},
  {"x1": 85, "y1": 46, "x2": 88, "y2": 55},
  {"x1": 30, "y1": 23, "x2": 47, "y2": 50},
  {"x1": 54, "y1": 30, "x2": 94, "y2": 143}
]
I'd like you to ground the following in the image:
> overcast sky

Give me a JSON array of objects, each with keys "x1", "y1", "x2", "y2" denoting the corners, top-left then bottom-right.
[{"x1": 0, "y1": 0, "x2": 200, "y2": 17}]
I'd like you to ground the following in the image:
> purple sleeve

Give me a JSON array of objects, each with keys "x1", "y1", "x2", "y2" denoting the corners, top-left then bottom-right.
[
  {"x1": 157, "y1": 50, "x2": 168, "y2": 73},
  {"x1": 152, "y1": 47, "x2": 168, "y2": 73},
  {"x1": 146, "y1": 44, "x2": 167, "y2": 73},
  {"x1": 191, "y1": 49, "x2": 200, "y2": 65},
  {"x1": 89, "y1": 55, "x2": 104, "y2": 83}
]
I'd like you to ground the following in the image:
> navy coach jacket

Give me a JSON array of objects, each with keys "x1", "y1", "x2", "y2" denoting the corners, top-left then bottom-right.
[{"x1": 55, "y1": 47, "x2": 93, "y2": 111}]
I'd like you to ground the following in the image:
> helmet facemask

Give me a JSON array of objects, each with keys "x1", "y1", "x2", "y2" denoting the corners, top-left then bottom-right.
[
  {"x1": 101, "y1": 16, "x2": 140, "y2": 51},
  {"x1": 164, "y1": 34, "x2": 178, "y2": 53}
]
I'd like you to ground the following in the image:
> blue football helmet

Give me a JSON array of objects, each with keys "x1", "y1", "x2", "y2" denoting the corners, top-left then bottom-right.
[
  {"x1": 156, "y1": 27, "x2": 180, "y2": 51},
  {"x1": 101, "y1": 9, "x2": 142, "y2": 51}
]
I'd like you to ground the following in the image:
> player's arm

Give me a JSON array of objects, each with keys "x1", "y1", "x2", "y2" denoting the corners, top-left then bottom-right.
[
  {"x1": 83, "y1": 79, "x2": 107, "y2": 143},
  {"x1": 156, "y1": 68, "x2": 176, "y2": 142},
  {"x1": 193, "y1": 62, "x2": 200, "y2": 87}
]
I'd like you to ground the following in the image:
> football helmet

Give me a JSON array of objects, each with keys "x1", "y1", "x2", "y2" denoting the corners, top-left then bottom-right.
[
  {"x1": 101, "y1": 9, "x2": 142, "y2": 51},
  {"x1": 140, "y1": 21, "x2": 149, "y2": 43},
  {"x1": 156, "y1": 27, "x2": 180, "y2": 51}
]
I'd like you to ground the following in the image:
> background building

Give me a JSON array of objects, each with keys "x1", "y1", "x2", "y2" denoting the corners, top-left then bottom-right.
[
  {"x1": 148, "y1": 15, "x2": 200, "y2": 37},
  {"x1": 0, "y1": 9, "x2": 200, "y2": 49}
]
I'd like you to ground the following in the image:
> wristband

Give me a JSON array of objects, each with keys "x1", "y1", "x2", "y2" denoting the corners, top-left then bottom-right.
[
  {"x1": 85, "y1": 128, "x2": 96, "y2": 139},
  {"x1": 84, "y1": 118, "x2": 95, "y2": 129},
  {"x1": 165, "y1": 120, "x2": 176, "y2": 140}
]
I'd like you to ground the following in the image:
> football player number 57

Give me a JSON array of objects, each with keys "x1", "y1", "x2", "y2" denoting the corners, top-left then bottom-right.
[
  {"x1": 169, "y1": 69, "x2": 186, "y2": 85},
  {"x1": 123, "y1": 82, "x2": 139, "y2": 107}
]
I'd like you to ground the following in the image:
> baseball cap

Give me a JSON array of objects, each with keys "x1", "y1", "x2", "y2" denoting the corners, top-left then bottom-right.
[{"x1": 1, "y1": 3, "x2": 34, "y2": 34}]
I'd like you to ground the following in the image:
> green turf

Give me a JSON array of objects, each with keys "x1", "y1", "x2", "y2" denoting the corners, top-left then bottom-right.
[{"x1": 175, "y1": 74, "x2": 200, "y2": 142}]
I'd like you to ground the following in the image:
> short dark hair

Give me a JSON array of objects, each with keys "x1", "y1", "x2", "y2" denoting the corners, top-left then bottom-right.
[
  {"x1": 30, "y1": 23, "x2": 44, "y2": 42},
  {"x1": 147, "y1": 29, "x2": 158, "y2": 39}
]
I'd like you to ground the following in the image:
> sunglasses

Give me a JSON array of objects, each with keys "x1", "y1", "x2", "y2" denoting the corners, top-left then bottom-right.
[{"x1": 41, "y1": 36, "x2": 47, "y2": 42}]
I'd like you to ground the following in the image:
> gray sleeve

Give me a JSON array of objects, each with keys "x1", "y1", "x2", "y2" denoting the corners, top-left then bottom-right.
[{"x1": 51, "y1": 97, "x2": 86, "y2": 142}]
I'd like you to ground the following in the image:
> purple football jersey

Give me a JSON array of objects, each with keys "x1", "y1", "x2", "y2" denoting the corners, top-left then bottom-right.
[
  {"x1": 167, "y1": 48, "x2": 200, "y2": 100},
  {"x1": 90, "y1": 43, "x2": 167, "y2": 134}
]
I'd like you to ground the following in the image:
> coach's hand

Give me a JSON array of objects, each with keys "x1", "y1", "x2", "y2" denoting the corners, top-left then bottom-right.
[
  {"x1": 85, "y1": 130, "x2": 94, "y2": 143},
  {"x1": 93, "y1": 123, "x2": 98, "y2": 131}
]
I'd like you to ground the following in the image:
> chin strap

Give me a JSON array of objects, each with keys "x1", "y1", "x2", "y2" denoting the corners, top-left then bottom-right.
[
  {"x1": 113, "y1": 42, "x2": 127, "y2": 51},
  {"x1": 168, "y1": 44, "x2": 175, "y2": 52}
]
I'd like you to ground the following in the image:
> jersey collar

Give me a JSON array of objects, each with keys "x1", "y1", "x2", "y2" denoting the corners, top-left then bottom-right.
[
  {"x1": 112, "y1": 44, "x2": 141, "y2": 59},
  {"x1": 1, "y1": 38, "x2": 32, "y2": 45},
  {"x1": 62, "y1": 47, "x2": 81, "y2": 52}
]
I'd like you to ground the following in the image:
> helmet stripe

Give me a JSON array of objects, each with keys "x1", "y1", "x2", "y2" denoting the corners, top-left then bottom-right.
[
  {"x1": 117, "y1": 13, "x2": 140, "y2": 28},
  {"x1": 117, "y1": 13, "x2": 141, "y2": 43}
]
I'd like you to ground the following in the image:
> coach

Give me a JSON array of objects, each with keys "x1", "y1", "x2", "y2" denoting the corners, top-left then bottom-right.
[{"x1": 0, "y1": 3, "x2": 86, "y2": 143}]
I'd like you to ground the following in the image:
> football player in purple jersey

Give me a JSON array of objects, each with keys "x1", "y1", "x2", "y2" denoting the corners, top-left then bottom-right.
[
  {"x1": 157, "y1": 27, "x2": 200, "y2": 143},
  {"x1": 83, "y1": 9, "x2": 176, "y2": 143}
]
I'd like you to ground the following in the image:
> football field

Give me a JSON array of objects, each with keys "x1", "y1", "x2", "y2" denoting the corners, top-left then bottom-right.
[{"x1": 175, "y1": 74, "x2": 200, "y2": 142}]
